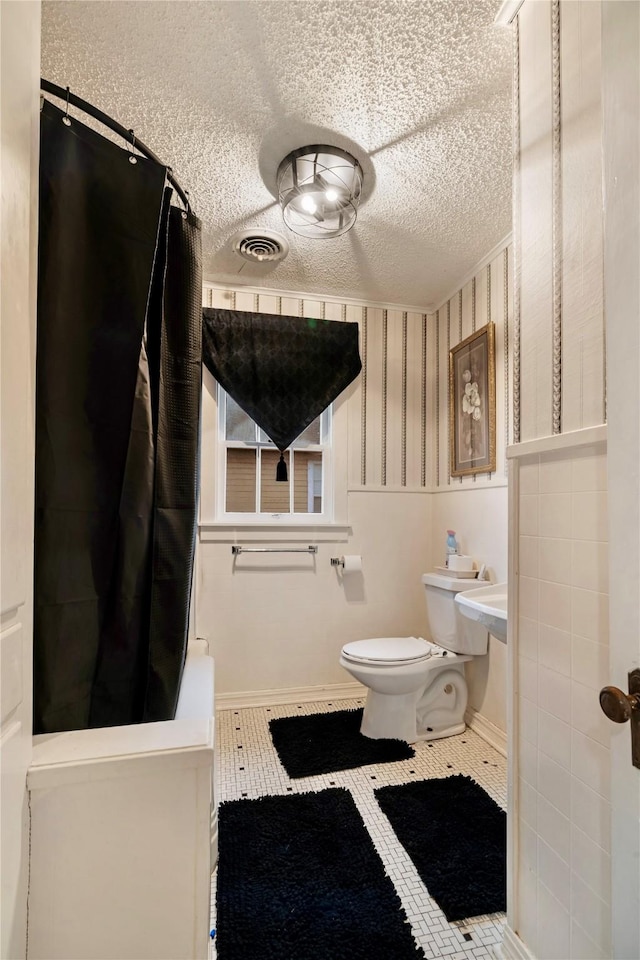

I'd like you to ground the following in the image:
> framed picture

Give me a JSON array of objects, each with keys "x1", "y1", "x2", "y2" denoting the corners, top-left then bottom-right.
[{"x1": 449, "y1": 321, "x2": 496, "y2": 477}]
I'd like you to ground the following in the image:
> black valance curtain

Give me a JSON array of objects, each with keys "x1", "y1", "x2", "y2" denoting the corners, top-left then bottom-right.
[
  {"x1": 202, "y1": 308, "x2": 362, "y2": 451},
  {"x1": 34, "y1": 99, "x2": 202, "y2": 734}
]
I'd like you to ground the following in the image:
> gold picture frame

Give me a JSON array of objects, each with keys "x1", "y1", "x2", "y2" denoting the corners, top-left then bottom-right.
[{"x1": 449, "y1": 321, "x2": 496, "y2": 477}]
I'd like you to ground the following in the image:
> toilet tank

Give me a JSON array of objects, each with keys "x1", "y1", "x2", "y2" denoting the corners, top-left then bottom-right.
[{"x1": 421, "y1": 573, "x2": 489, "y2": 655}]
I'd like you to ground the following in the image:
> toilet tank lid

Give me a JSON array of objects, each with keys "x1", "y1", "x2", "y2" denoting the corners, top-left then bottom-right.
[
  {"x1": 342, "y1": 636, "x2": 431, "y2": 662},
  {"x1": 421, "y1": 572, "x2": 469, "y2": 592}
]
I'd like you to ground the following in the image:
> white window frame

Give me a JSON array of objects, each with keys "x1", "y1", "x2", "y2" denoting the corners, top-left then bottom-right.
[
  {"x1": 216, "y1": 387, "x2": 334, "y2": 524},
  {"x1": 307, "y1": 460, "x2": 322, "y2": 513},
  {"x1": 198, "y1": 366, "x2": 350, "y2": 541}
]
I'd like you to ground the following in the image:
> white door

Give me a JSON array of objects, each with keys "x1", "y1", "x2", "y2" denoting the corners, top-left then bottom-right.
[
  {"x1": 0, "y1": 3, "x2": 40, "y2": 957},
  {"x1": 602, "y1": 3, "x2": 640, "y2": 957}
]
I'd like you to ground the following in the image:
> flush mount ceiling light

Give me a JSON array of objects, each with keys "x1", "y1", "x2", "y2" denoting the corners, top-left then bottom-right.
[{"x1": 277, "y1": 145, "x2": 363, "y2": 239}]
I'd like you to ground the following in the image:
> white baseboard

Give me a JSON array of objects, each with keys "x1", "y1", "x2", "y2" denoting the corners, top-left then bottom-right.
[
  {"x1": 492, "y1": 925, "x2": 536, "y2": 960},
  {"x1": 465, "y1": 708, "x2": 507, "y2": 757},
  {"x1": 216, "y1": 681, "x2": 365, "y2": 711},
  {"x1": 217, "y1": 688, "x2": 509, "y2": 761}
]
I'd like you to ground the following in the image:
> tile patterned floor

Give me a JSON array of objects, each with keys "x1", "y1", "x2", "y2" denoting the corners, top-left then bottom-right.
[{"x1": 211, "y1": 697, "x2": 507, "y2": 960}]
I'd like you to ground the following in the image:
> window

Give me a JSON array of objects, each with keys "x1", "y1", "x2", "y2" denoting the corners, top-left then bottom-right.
[{"x1": 217, "y1": 389, "x2": 333, "y2": 521}]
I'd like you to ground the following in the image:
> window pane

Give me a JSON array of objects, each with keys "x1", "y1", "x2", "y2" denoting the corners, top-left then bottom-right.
[
  {"x1": 260, "y1": 449, "x2": 290, "y2": 513},
  {"x1": 294, "y1": 451, "x2": 322, "y2": 513},
  {"x1": 257, "y1": 427, "x2": 276, "y2": 445},
  {"x1": 226, "y1": 395, "x2": 256, "y2": 442},
  {"x1": 226, "y1": 448, "x2": 256, "y2": 512},
  {"x1": 293, "y1": 417, "x2": 321, "y2": 446}
]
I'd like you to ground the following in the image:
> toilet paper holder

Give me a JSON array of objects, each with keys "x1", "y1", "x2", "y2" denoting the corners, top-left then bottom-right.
[{"x1": 330, "y1": 555, "x2": 362, "y2": 571}]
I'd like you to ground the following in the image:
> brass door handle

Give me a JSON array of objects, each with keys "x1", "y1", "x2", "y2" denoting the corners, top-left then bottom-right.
[
  {"x1": 599, "y1": 669, "x2": 640, "y2": 769},
  {"x1": 599, "y1": 686, "x2": 640, "y2": 723}
]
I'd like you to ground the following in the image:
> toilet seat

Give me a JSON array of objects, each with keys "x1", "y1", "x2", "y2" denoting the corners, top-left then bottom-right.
[{"x1": 341, "y1": 636, "x2": 432, "y2": 667}]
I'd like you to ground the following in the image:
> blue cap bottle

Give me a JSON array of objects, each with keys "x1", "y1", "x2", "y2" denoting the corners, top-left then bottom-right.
[{"x1": 446, "y1": 530, "x2": 458, "y2": 566}]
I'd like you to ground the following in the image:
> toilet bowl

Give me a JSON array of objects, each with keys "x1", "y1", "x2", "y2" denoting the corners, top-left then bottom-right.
[{"x1": 339, "y1": 573, "x2": 489, "y2": 743}]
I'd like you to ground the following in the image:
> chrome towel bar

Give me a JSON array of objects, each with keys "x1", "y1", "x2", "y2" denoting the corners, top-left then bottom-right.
[{"x1": 231, "y1": 545, "x2": 318, "y2": 555}]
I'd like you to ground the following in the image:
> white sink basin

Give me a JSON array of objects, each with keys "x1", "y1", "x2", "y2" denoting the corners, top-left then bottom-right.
[{"x1": 455, "y1": 582, "x2": 508, "y2": 643}]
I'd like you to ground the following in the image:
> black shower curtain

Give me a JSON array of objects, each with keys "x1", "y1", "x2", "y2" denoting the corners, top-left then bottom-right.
[{"x1": 34, "y1": 99, "x2": 202, "y2": 734}]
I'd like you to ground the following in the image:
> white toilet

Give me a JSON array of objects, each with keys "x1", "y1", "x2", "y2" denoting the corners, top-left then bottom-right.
[{"x1": 339, "y1": 572, "x2": 489, "y2": 743}]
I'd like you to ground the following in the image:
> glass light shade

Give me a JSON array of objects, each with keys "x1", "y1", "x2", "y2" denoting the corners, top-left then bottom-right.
[{"x1": 277, "y1": 145, "x2": 363, "y2": 239}]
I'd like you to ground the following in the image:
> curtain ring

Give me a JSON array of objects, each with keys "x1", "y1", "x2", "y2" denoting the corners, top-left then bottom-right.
[
  {"x1": 128, "y1": 129, "x2": 138, "y2": 164},
  {"x1": 62, "y1": 86, "x2": 71, "y2": 126}
]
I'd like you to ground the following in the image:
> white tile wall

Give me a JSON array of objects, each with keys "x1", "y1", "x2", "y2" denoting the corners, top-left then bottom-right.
[
  {"x1": 519, "y1": 617, "x2": 539, "y2": 663},
  {"x1": 538, "y1": 710, "x2": 571, "y2": 768},
  {"x1": 515, "y1": 444, "x2": 611, "y2": 958},
  {"x1": 514, "y1": 0, "x2": 609, "y2": 949},
  {"x1": 571, "y1": 587, "x2": 609, "y2": 644},
  {"x1": 539, "y1": 623, "x2": 571, "y2": 676},
  {"x1": 538, "y1": 751, "x2": 571, "y2": 818},
  {"x1": 539, "y1": 492, "x2": 572, "y2": 540},
  {"x1": 537, "y1": 793, "x2": 570, "y2": 863},
  {"x1": 520, "y1": 778, "x2": 538, "y2": 829},
  {"x1": 517, "y1": 0, "x2": 606, "y2": 444},
  {"x1": 538, "y1": 665, "x2": 571, "y2": 723},
  {"x1": 539, "y1": 581, "x2": 572, "y2": 633},
  {"x1": 536, "y1": 881, "x2": 570, "y2": 960},
  {"x1": 570, "y1": 777, "x2": 610, "y2": 853}
]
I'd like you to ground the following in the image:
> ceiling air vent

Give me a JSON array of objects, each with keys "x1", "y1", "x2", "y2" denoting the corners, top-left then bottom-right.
[{"x1": 231, "y1": 229, "x2": 289, "y2": 264}]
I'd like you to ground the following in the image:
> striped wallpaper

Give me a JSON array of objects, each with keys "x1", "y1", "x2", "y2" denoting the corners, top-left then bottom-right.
[
  {"x1": 514, "y1": 0, "x2": 606, "y2": 442},
  {"x1": 203, "y1": 239, "x2": 512, "y2": 493},
  {"x1": 204, "y1": 283, "x2": 432, "y2": 490},
  {"x1": 431, "y1": 243, "x2": 513, "y2": 489}
]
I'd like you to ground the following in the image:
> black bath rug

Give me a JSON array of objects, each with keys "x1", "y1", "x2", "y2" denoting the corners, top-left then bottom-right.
[
  {"x1": 268, "y1": 707, "x2": 414, "y2": 778},
  {"x1": 374, "y1": 774, "x2": 506, "y2": 922},
  {"x1": 216, "y1": 788, "x2": 425, "y2": 960}
]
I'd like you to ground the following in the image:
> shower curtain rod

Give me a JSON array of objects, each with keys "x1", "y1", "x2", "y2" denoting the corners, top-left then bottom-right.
[{"x1": 40, "y1": 78, "x2": 191, "y2": 211}]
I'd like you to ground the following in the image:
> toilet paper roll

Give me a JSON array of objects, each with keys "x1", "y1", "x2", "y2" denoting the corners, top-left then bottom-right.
[
  {"x1": 448, "y1": 554, "x2": 474, "y2": 572},
  {"x1": 341, "y1": 554, "x2": 363, "y2": 573}
]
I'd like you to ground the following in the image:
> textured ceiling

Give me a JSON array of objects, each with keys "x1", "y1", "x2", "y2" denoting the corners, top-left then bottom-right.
[{"x1": 41, "y1": 0, "x2": 513, "y2": 309}]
